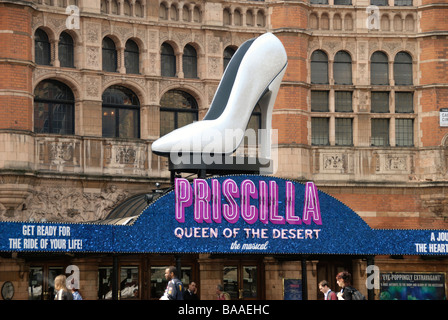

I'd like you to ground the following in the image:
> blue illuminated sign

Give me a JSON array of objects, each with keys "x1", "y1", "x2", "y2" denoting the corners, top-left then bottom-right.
[{"x1": 0, "y1": 175, "x2": 447, "y2": 255}]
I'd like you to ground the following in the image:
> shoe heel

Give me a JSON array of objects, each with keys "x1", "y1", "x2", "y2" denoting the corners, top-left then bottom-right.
[{"x1": 257, "y1": 65, "x2": 287, "y2": 159}]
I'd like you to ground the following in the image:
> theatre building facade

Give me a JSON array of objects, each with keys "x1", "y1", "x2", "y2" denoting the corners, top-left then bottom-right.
[{"x1": 0, "y1": 0, "x2": 447, "y2": 300}]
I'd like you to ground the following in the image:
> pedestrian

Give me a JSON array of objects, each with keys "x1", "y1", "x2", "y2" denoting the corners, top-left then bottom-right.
[
  {"x1": 160, "y1": 266, "x2": 184, "y2": 300},
  {"x1": 183, "y1": 281, "x2": 199, "y2": 300},
  {"x1": 336, "y1": 271, "x2": 365, "y2": 300},
  {"x1": 216, "y1": 284, "x2": 230, "y2": 300},
  {"x1": 54, "y1": 275, "x2": 73, "y2": 300},
  {"x1": 71, "y1": 288, "x2": 83, "y2": 300},
  {"x1": 319, "y1": 280, "x2": 337, "y2": 300}
]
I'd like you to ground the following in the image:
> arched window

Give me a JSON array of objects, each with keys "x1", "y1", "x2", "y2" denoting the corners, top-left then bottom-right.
[
  {"x1": 170, "y1": 4, "x2": 178, "y2": 21},
  {"x1": 58, "y1": 32, "x2": 74, "y2": 68},
  {"x1": 334, "y1": 51, "x2": 352, "y2": 85},
  {"x1": 102, "y1": 37, "x2": 117, "y2": 72},
  {"x1": 161, "y1": 43, "x2": 176, "y2": 77},
  {"x1": 311, "y1": 50, "x2": 328, "y2": 84},
  {"x1": 160, "y1": 90, "x2": 198, "y2": 136},
  {"x1": 257, "y1": 11, "x2": 265, "y2": 27},
  {"x1": 223, "y1": 47, "x2": 236, "y2": 71},
  {"x1": 234, "y1": 9, "x2": 242, "y2": 26},
  {"x1": 223, "y1": 8, "x2": 231, "y2": 26},
  {"x1": 34, "y1": 80, "x2": 74, "y2": 135},
  {"x1": 135, "y1": 0, "x2": 143, "y2": 17},
  {"x1": 111, "y1": 0, "x2": 118, "y2": 14},
  {"x1": 193, "y1": 6, "x2": 201, "y2": 22},
  {"x1": 102, "y1": 86, "x2": 140, "y2": 139},
  {"x1": 124, "y1": 0, "x2": 131, "y2": 16},
  {"x1": 35, "y1": 28, "x2": 51, "y2": 66},
  {"x1": 125, "y1": 39, "x2": 139, "y2": 74},
  {"x1": 183, "y1": 44, "x2": 197, "y2": 78},
  {"x1": 394, "y1": 52, "x2": 413, "y2": 85},
  {"x1": 247, "y1": 10, "x2": 254, "y2": 26},
  {"x1": 159, "y1": 2, "x2": 168, "y2": 19},
  {"x1": 101, "y1": 0, "x2": 108, "y2": 13},
  {"x1": 371, "y1": 51, "x2": 389, "y2": 85},
  {"x1": 182, "y1": 5, "x2": 190, "y2": 22}
]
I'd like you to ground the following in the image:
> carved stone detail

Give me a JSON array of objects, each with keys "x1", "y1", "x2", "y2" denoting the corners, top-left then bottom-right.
[
  {"x1": 385, "y1": 156, "x2": 407, "y2": 171},
  {"x1": 324, "y1": 154, "x2": 344, "y2": 170},
  {"x1": 17, "y1": 185, "x2": 129, "y2": 222}
]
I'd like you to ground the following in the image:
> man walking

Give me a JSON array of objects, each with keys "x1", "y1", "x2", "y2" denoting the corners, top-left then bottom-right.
[
  {"x1": 160, "y1": 266, "x2": 184, "y2": 300},
  {"x1": 319, "y1": 280, "x2": 337, "y2": 300}
]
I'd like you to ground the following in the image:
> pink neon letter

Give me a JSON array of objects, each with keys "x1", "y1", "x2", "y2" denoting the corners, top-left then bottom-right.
[
  {"x1": 175, "y1": 178, "x2": 192, "y2": 223},
  {"x1": 211, "y1": 179, "x2": 221, "y2": 223},
  {"x1": 302, "y1": 182, "x2": 322, "y2": 225},
  {"x1": 222, "y1": 179, "x2": 240, "y2": 224},
  {"x1": 269, "y1": 181, "x2": 285, "y2": 224},
  {"x1": 194, "y1": 179, "x2": 211, "y2": 223},
  {"x1": 241, "y1": 179, "x2": 258, "y2": 224},
  {"x1": 285, "y1": 181, "x2": 301, "y2": 225},
  {"x1": 259, "y1": 181, "x2": 268, "y2": 224}
]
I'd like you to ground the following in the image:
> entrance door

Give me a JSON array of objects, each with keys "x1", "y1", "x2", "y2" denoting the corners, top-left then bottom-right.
[
  {"x1": 223, "y1": 263, "x2": 261, "y2": 300},
  {"x1": 29, "y1": 266, "x2": 64, "y2": 300},
  {"x1": 316, "y1": 258, "x2": 352, "y2": 300}
]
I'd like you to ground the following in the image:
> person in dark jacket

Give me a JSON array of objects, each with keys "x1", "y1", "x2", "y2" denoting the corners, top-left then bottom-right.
[
  {"x1": 336, "y1": 271, "x2": 356, "y2": 300},
  {"x1": 160, "y1": 266, "x2": 184, "y2": 300},
  {"x1": 183, "y1": 281, "x2": 199, "y2": 300}
]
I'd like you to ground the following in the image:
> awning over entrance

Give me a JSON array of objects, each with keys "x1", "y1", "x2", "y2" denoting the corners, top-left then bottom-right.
[{"x1": 0, "y1": 175, "x2": 447, "y2": 256}]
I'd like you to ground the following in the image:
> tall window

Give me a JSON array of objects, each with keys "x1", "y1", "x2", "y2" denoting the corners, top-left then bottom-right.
[
  {"x1": 311, "y1": 50, "x2": 328, "y2": 84},
  {"x1": 334, "y1": 51, "x2": 352, "y2": 85},
  {"x1": 371, "y1": 51, "x2": 389, "y2": 85},
  {"x1": 161, "y1": 43, "x2": 176, "y2": 77},
  {"x1": 395, "y1": 0, "x2": 413, "y2": 5},
  {"x1": 34, "y1": 80, "x2": 74, "y2": 135},
  {"x1": 102, "y1": 37, "x2": 117, "y2": 72},
  {"x1": 311, "y1": 117, "x2": 329, "y2": 145},
  {"x1": 102, "y1": 86, "x2": 140, "y2": 139},
  {"x1": 35, "y1": 28, "x2": 51, "y2": 66},
  {"x1": 394, "y1": 52, "x2": 413, "y2": 85},
  {"x1": 371, "y1": 0, "x2": 387, "y2": 5},
  {"x1": 335, "y1": 118, "x2": 353, "y2": 146},
  {"x1": 160, "y1": 90, "x2": 198, "y2": 136},
  {"x1": 223, "y1": 47, "x2": 236, "y2": 72},
  {"x1": 183, "y1": 44, "x2": 198, "y2": 78},
  {"x1": 371, "y1": 119, "x2": 389, "y2": 146},
  {"x1": 125, "y1": 40, "x2": 140, "y2": 74},
  {"x1": 395, "y1": 92, "x2": 413, "y2": 113},
  {"x1": 311, "y1": 91, "x2": 329, "y2": 112},
  {"x1": 395, "y1": 119, "x2": 413, "y2": 146},
  {"x1": 58, "y1": 32, "x2": 74, "y2": 68},
  {"x1": 335, "y1": 91, "x2": 352, "y2": 112},
  {"x1": 371, "y1": 92, "x2": 389, "y2": 113}
]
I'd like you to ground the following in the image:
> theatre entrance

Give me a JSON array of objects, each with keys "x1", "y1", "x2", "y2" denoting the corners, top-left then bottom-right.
[
  {"x1": 316, "y1": 257, "x2": 353, "y2": 300},
  {"x1": 28, "y1": 264, "x2": 66, "y2": 300},
  {"x1": 221, "y1": 257, "x2": 264, "y2": 300}
]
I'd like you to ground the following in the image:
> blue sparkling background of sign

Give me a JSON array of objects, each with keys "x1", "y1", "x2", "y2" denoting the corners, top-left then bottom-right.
[{"x1": 0, "y1": 175, "x2": 447, "y2": 255}]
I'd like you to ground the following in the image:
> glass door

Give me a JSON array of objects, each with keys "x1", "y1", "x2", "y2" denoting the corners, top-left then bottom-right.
[
  {"x1": 28, "y1": 266, "x2": 64, "y2": 300},
  {"x1": 223, "y1": 264, "x2": 259, "y2": 300}
]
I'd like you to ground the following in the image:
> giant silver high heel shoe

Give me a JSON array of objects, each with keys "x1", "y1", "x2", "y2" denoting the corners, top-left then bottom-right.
[{"x1": 151, "y1": 32, "x2": 288, "y2": 160}]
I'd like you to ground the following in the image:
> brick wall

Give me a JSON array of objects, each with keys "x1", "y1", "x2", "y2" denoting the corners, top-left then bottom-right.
[{"x1": 0, "y1": 4, "x2": 33, "y2": 131}]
